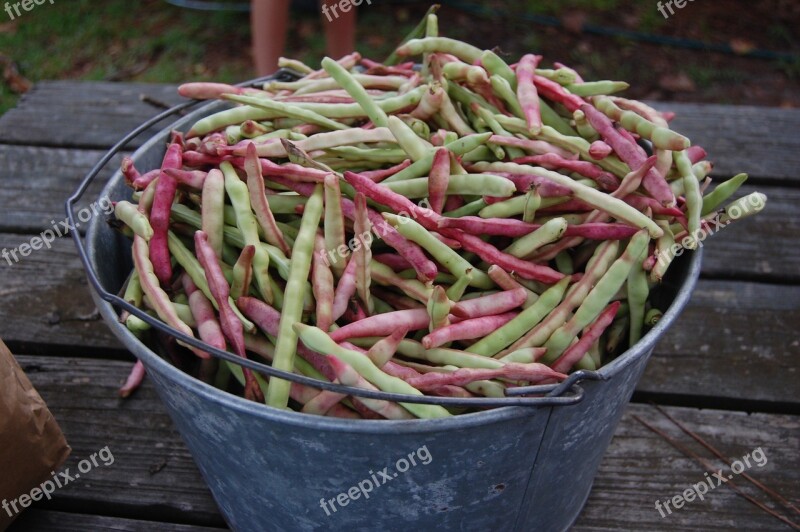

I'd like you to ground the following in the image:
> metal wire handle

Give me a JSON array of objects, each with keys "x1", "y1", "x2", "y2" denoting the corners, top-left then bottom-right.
[{"x1": 66, "y1": 70, "x2": 603, "y2": 409}]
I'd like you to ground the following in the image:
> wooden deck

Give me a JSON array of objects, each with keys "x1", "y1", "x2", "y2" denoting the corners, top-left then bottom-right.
[{"x1": 0, "y1": 81, "x2": 797, "y2": 531}]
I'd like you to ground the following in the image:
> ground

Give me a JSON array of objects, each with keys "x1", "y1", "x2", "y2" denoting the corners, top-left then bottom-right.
[{"x1": 0, "y1": 0, "x2": 797, "y2": 115}]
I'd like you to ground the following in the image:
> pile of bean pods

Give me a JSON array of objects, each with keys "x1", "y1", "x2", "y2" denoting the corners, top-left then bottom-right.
[{"x1": 114, "y1": 8, "x2": 766, "y2": 418}]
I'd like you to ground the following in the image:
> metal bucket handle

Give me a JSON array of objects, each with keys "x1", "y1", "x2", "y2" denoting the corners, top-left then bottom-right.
[{"x1": 66, "y1": 70, "x2": 602, "y2": 409}]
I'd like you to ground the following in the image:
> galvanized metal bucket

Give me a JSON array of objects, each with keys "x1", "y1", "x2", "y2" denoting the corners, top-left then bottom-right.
[{"x1": 69, "y1": 75, "x2": 702, "y2": 531}]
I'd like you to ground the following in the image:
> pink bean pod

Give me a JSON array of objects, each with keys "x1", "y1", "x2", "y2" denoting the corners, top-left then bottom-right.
[
  {"x1": 343, "y1": 171, "x2": 441, "y2": 231},
  {"x1": 485, "y1": 172, "x2": 573, "y2": 196},
  {"x1": 331, "y1": 257, "x2": 358, "y2": 322},
  {"x1": 200, "y1": 132, "x2": 228, "y2": 156},
  {"x1": 312, "y1": 234, "x2": 335, "y2": 332},
  {"x1": 118, "y1": 360, "x2": 146, "y2": 398},
  {"x1": 372, "y1": 253, "x2": 414, "y2": 271},
  {"x1": 588, "y1": 141, "x2": 613, "y2": 160},
  {"x1": 438, "y1": 228, "x2": 565, "y2": 284},
  {"x1": 183, "y1": 274, "x2": 227, "y2": 355},
  {"x1": 438, "y1": 216, "x2": 637, "y2": 240},
  {"x1": 238, "y1": 296, "x2": 335, "y2": 381},
  {"x1": 404, "y1": 363, "x2": 567, "y2": 391},
  {"x1": 178, "y1": 82, "x2": 265, "y2": 100},
  {"x1": 422, "y1": 311, "x2": 518, "y2": 349},
  {"x1": 428, "y1": 147, "x2": 451, "y2": 214},
  {"x1": 243, "y1": 144, "x2": 292, "y2": 254},
  {"x1": 337, "y1": 196, "x2": 439, "y2": 283},
  {"x1": 131, "y1": 169, "x2": 160, "y2": 191},
  {"x1": 516, "y1": 54, "x2": 543, "y2": 134},
  {"x1": 339, "y1": 341, "x2": 472, "y2": 399},
  {"x1": 552, "y1": 301, "x2": 620, "y2": 374},
  {"x1": 195, "y1": 231, "x2": 262, "y2": 402},
  {"x1": 581, "y1": 104, "x2": 675, "y2": 207},
  {"x1": 489, "y1": 135, "x2": 578, "y2": 160},
  {"x1": 326, "y1": 356, "x2": 415, "y2": 420},
  {"x1": 149, "y1": 142, "x2": 183, "y2": 285},
  {"x1": 366, "y1": 328, "x2": 407, "y2": 367},
  {"x1": 329, "y1": 308, "x2": 431, "y2": 342},
  {"x1": 229, "y1": 155, "x2": 329, "y2": 182},
  {"x1": 132, "y1": 235, "x2": 207, "y2": 360},
  {"x1": 182, "y1": 151, "x2": 227, "y2": 167},
  {"x1": 359, "y1": 159, "x2": 413, "y2": 182},
  {"x1": 533, "y1": 75, "x2": 587, "y2": 112},
  {"x1": 685, "y1": 145, "x2": 708, "y2": 164},
  {"x1": 164, "y1": 168, "x2": 207, "y2": 190},
  {"x1": 607, "y1": 96, "x2": 669, "y2": 126},
  {"x1": 121, "y1": 156, "x2": 141, "y2": 186},
  {"x1": 410, "y1": 84, "x2": 445, "y2": 121},
  {"x1": 443, "y1": 194, "x2": 464, "y2": 213},
  {"x1": 342, "y1": 300, "x2": 368, "y2": 323},
  {"x1": 512, "y1": 153, "x2": 620, "y2": 191},
  {"x1": 623, "y1": 194, "x2": 684, "y2": 217},
  {"x1": 615, "y1": 124, "x2": 640, "y2": 146},
  {"x1": 450, "y1": 288, "x2": 528, "y2": 319}
]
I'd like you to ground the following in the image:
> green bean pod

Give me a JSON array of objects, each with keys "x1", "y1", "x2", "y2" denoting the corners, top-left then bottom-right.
[
  {"x1": 674, "y1": 151, "x2": 702, "y2": 249},
  {"x1": 224, "y1": 93, "x2": 348, "y2": 131},
  {"x1": 701, "y1": 173, "x2": 748, "y2": 216},
  {"x1": 446, "y1": 268, "x2": 472, "y2": 301},
  {"x1": 383, "y1": 213, "x2": 493, "y2": 289},
  {"x1": 384, "y1": 174, "x2": 515, "y2": 199},
  {"x1": 627, "y1": 254, "x2": 649, "y2": 346},
  {"x1": 115, "y1": 201, "x2": 153, "y2": 241},
  {"x1": 323, "y1": 174, "x2": 347, "y2": 277},
  {"x1": 381, "y1": 132, "x2": 492, "y2": 183},
  {"x1": 466, "y1": 277, "x2": 571, "y2": 357},
  {"x1": 294, "y1": 324, "x2": 452, "y2": 418},
  {"x1": 542, "y1": 230, "x2": 649, "y2": 362},
  {"x1": 490, "y1": 75, "x2": 525, "y2": 118},
  {"x1": 321, "y1": 57, "x2": 389, "y2": 128},
  {"x1": 504, "y1": 217, "x2": 568, "y2": 259},
  {"x1": 565, "y1": 81, "x2": 629, "y2": 97},
  {"x1": 221, "y1": 162, "x2": 274, "y2": 303},
  {"x1": 201, "y1": 168, "x2": 226, "y2": 258},
  {"x1": 267, "y1": 185, "x2": 324, "y2": 409}
]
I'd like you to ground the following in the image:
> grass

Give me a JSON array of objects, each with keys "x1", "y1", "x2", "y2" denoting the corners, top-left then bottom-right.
[
  {"x1": 0, "y1": 0, "x2": 253, "y2": 114},
  {"x1": 0, "y1": 0, "x2": 419, "y2": 115},
  {"x1": 0, "y1": 0, "x2": 796, "y2": 112}
]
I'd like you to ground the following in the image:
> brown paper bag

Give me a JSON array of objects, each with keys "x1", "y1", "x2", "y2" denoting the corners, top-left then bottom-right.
[{"x1": 0, "y1": 340, "x2": 70, "y2": 530}]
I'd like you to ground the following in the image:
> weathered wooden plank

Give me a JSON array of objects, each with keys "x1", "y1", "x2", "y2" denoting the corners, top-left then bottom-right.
[
  {"x1": 574, "y1": 404, "x2": 800, "y2": 531},
  {"x1": 0, "y1": 81, "x2": 184, "y2": 149},
  {"x1": 640, "y1": 280, "x2": 800, "y2": 408},
  {"x1": 9, "y1": 510, "x2": 224, "y2": 531},
  {"x1": 0, "y1": 82, "x2": 798, "y2": 184},
  {"x1": 14, "y1": 355, "x2": 225, "y2": 527},
  {"x1": 0, "y1": 145, "x2": 122, "y2": 234},
  {"x1": 649, "y1": 101, "x2": 800, "y2": 183},
  {"x1": 694, "y1": 184, "x2": 799, "y2": 283},
  {"x1": 15, "y1": 355, "x2": 799, "y2": 530},
  {"x1": 0, "y1": 234, "x2": 121, "y2": 353}
]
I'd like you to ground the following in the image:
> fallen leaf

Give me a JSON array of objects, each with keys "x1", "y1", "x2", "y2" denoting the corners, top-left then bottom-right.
[
  {"x1": 659, "y1": 72, "x2": 696, "y2": 93},
  {"x1": 729, "y1": 38, "x2": 756, "y2": 55},
  {"x1": 0, "y1": 54, "x2": 31, "y2": 93},
  {"x1": 0, "y1": 20, "x2": 18, "y2": 34},
  {"x1": 561, "y1": 10, "x2": 587, "y2": 34}
]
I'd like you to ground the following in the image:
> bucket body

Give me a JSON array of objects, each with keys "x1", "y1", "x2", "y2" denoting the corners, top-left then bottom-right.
[{"x1": 82, "y1": 99, "x2": 702, "y2": 532}]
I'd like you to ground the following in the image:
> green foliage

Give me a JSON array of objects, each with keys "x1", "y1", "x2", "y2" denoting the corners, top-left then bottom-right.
[{"x1": 524, "y1": 0, "x2": 622, "y2": 15}]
